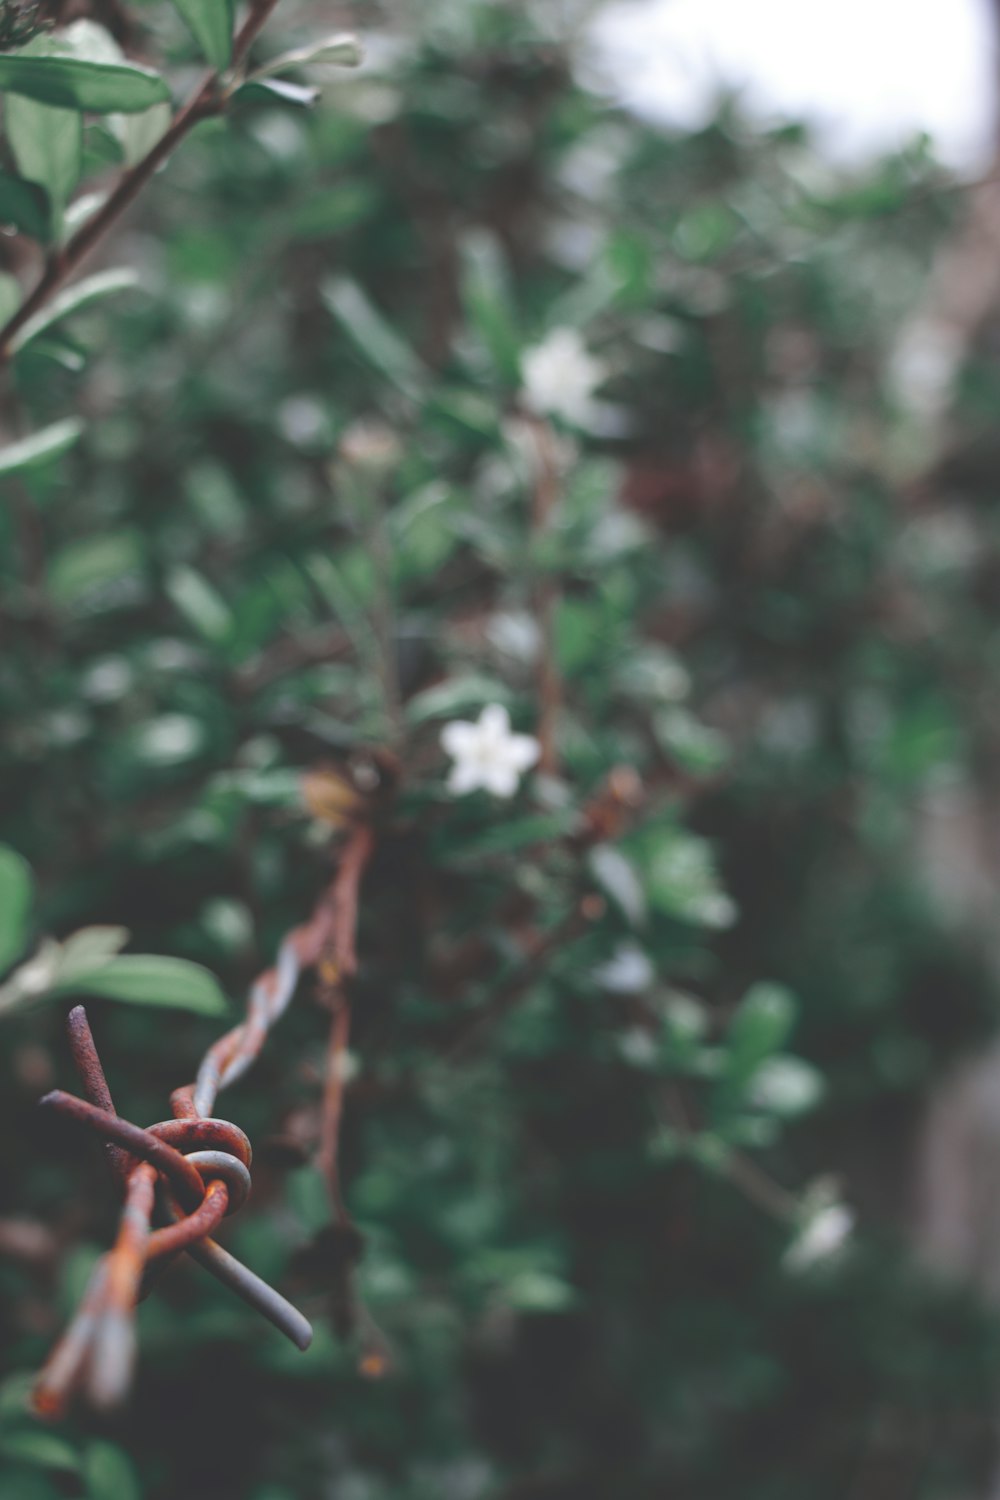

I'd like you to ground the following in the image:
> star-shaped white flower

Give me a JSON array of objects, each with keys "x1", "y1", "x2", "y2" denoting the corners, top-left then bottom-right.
[
  {"x1": 520, "y1": 327, "x2": 606, "y2": 427},
  {"x1": 441, "y1": 704, "x2": 540, "y2": 798}
]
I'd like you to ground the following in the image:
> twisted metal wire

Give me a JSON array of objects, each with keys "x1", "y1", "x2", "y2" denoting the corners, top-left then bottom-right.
[{"x1": 33, "y1": 881, "x2": 344, "y2": 1417}]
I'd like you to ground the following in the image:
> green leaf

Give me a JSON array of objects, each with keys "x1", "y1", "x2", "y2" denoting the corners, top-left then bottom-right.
[
  {"x1": 322, "y1": 276, "x2": 426, "y2": 401},
  {"x1": 747, "y1": 1054, "x2": 824, "y2": 1118},
  {"x1": 56, "y1": 955, "x2": 229, "y2": 1016},
  {"x1": 171, "y1": 0, "x2": 234, "y2": 71},
  {"x1": 0, "y1": 53, "x2": 170, "y2": 113},
  {"x1": 0, "y1": 273, "x2": 20, "y2": 328},
  {"x1": 251, "y1": 34, "x2": 363, "y2": 77},
  {"x1": 84, "y1": 1440, "x2": 141, "y2": 1500},
  {"x1": 53, "y1": 926, "x2": 129, "y2": 985},
  {"x1": 406, "y1": 675, "x2": 511, "y2": 725},
  {"x1": 503, "y1": 1270, "x2": 577, "y2": 1312},
  {"x1": 0, "y1": 171, "x2": 49, "y2": 239},
  {"x1": 9, "y1": 267, "x2": 140, "y2": 353},
  {"x1": 588, "y1": 843, "x2": 646, "y2": 926},
  {"x1": 5, "y1": 96, "x2": 83, "y2": 220},
  {"x1": 0, "y1": 845, "x2": 33, "y2": 973},
  {"x1": 113, "y1": 100, "x2": 171, "y2": 166},
  {"x1": 0, "y1": 1430, "x2": 80, "y2": 1472},
  {"x1": 725, "y1": 984, "x2": 797, "y2": 1083},
  {"x1": 0, "y1": 418, "x2": 83, "y2": 477},
  {"x1": 644, "y1": 830, "x2": 736, "y2": 928},
  {"x1": 654, "y1": 707, "x2": 729, "y2": 774},
  {"x1": 166, "y1": 564, "x2": 233, "y2": 642},
  {"x1": 234, "y1": 77, "x2": 319, "y2": 109},
  {"x1": 445, "y1": 812, "x2": 577, "y2": 861},
  {"x1": 461, "y1": 230, "x2": 521, "y2": 382},
  {"x1": 47, "y1": 529, "x2": 142, "y2": 609},
  {"x1": 61, "y1": 190, "x2": 106, "y2": 240}
]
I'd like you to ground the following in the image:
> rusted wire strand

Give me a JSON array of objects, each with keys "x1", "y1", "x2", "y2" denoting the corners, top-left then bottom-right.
[{"x1": 33, "y1": 866, "x2": 361, "y2": 1417}]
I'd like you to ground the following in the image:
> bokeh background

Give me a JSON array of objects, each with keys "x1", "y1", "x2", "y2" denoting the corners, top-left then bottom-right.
[{"x1": 6, "y1": 1, "x2": 1000, "y2": 1496}]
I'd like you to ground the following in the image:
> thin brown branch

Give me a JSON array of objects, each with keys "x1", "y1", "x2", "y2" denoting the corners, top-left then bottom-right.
[
  {"x1": 528, "y1": 416, "x2": 563, "y2": 775},
  {"x1": 316, "y1": 821, "x2": 375, "y2": 1214},
  {"x1": 0, "y1": 0, "x2": 283, "y2": 364}
]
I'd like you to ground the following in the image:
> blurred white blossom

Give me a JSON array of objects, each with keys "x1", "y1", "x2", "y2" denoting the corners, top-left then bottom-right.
[
  {"x1": 441, "y1": 704, "x2": 540, "y2": 798},
  {"x1": 784, "y1": 1203, "x2": 854, "y2": 1272},
  {"x1": 520, "y1": 327, "x2": 605, "y2": 426}
]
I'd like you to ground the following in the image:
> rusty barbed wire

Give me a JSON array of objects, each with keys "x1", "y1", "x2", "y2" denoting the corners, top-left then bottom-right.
[{"x1": 32, "y1": 859, "x2": 363, "y2": 1419}]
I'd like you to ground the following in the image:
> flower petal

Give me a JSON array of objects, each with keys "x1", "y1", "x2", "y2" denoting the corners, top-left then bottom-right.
[
  {"x1": 447, "y1": 761, "x2": 484, "y2": 796},
  {"x1": 441, "y1": 719, "x2": 479, "y2": 758},
  {"x1": 504, "y1": 733, "x2": 540, "y2": 772},
  {"x1": 482, "y1": 764, "x2": 519, "y2": 798},
  {"x1": 478, "y1": 703, "x2": 511, "y2": 743}
]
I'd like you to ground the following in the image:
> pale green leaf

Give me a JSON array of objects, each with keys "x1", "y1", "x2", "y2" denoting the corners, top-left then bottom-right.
[
  {"x1": 588, "y1": 843, "x2": 646, "y2": 926},
  {"x1": 47, "y1": 530, "x2": 142, "y2": 609},
  {"x1": 322, "y1": 276, "x2": 426, "y2": 400},
  {"x1": 113, "y1": 100, "x2": 172, "y2": 166},
  {"x1": 166, "y1": 565, "x2": 233, "y2": 642},
  {"x1": 9, "y1": 267, "x2": 140, "y2": 353},
  {"x1": 56, "y1": 955, "x2": 230, "y2": 1016},
  {"x1": 5, "y1": 95, "x2": 83, "y2": 218},
  {"x1": 0, "y1": 418, "x2": 83, "y2": 477},
  {"x1": 61, "y1": 190, "x2": 106, "y2": 240},
  {"x1": 252, "y1": 34, "x2": 363, "y2": 77}
]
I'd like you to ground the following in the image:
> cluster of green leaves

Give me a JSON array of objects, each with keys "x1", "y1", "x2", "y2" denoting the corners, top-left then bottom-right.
[{"x1": 3, "y1": 2, "x2": 1000, "y2": 1499}]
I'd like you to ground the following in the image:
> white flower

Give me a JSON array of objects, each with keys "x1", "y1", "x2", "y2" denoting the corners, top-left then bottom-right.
[
  {"x1": 441, "y1": 704, "x2": 540, "y2": 798},
  {"x1": 783, "y1": 1203, "x2": 854, "y2": 1273},
  {"x1": 520, "y1": 327, "x2": 606, "y2": 426}
]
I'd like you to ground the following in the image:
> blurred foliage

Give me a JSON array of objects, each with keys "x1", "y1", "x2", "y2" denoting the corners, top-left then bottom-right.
[{"x1": 3, "y1": 1, "x2": 1000, "y2": 1497}]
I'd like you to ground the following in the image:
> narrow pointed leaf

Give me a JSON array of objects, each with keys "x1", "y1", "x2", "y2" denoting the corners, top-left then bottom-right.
[
  {"x1": 322, "y1": 276, "x2": 426, "y2": 400},
  {"x1": 0, "y1": 418, "x2": 84, "y2": 476},
  {"x1": 8, "y1": 267, "x2": 139, "y2": 354}
]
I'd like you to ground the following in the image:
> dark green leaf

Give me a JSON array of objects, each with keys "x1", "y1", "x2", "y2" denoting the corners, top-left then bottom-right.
[
  {"x1": 0, "y1": 845, "x2": 33, "y2": 973},
  {"x1": 0, "y1": 53, "x2": 170, "y2": 113},
  {"x1": 0, "y1": 170, "x2": 49, "y2": 239},
  {"x1": 171, "y1": 0, "x2": 234, "y2": 71}
]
